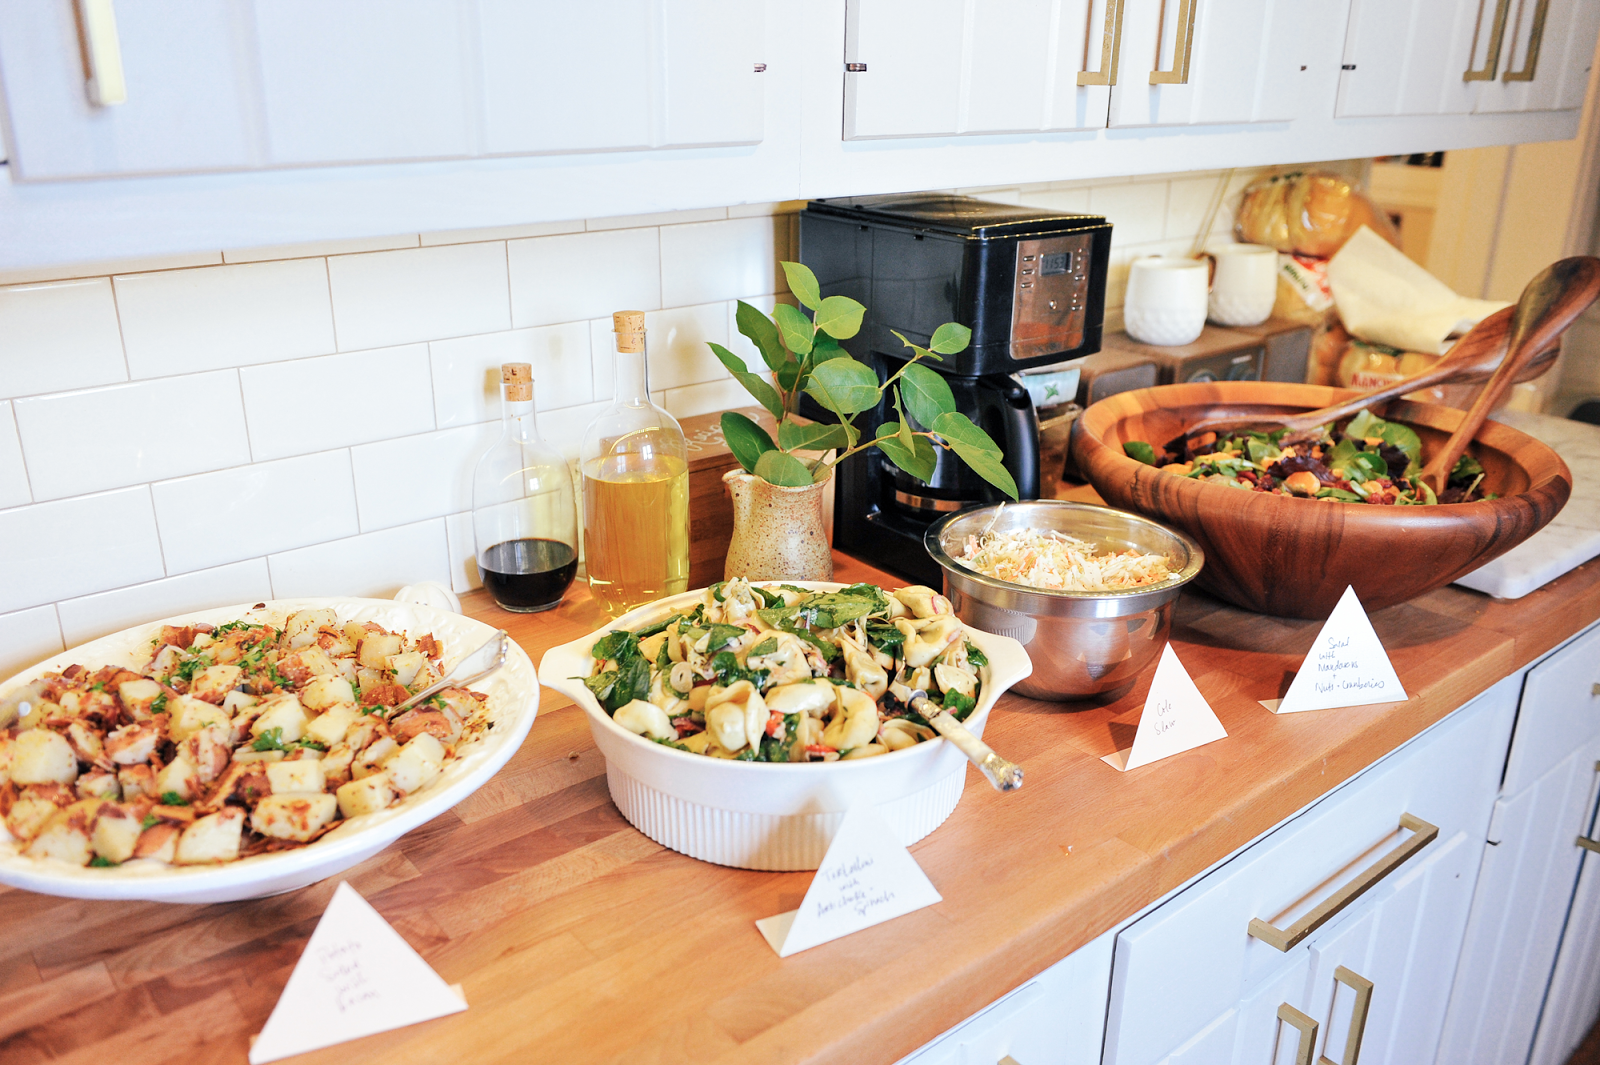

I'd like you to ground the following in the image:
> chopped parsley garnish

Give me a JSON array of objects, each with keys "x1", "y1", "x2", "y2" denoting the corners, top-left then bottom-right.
[
  {"x1": 150, "y1": 693, "x2": 168, "y2": 714},
  {"x1": 88, "y1": 856, "x2": 115, "y2": 867},
  {"x1": 159, "y1": 791, "x2": 189, "y2": 807},
  {"x1": 140, "y1": 814, "x2": 159, "y2": 831},
  {"x1": 252, "y1": 727, "x2": 288, "y2": 753},
  {"x1": 173, "y1": 655, "x2": 212, "y2": 684}
]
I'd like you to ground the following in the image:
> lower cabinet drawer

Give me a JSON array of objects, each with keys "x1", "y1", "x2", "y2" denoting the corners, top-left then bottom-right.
[
  {"x1": 1503, "y1": 620, "x2": 1600, "y2": 794},
  {"x1": 1102, "y1": 673, "x2": 1520, "y2": 1065},
  {"x1": 894, "y1": 928, "x2": 1115, "y2": 1065}
]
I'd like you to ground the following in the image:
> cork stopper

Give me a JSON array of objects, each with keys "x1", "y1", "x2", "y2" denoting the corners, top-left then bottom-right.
[
  {"x1": 613, "y1": 310, "x2": 646, "y2": 353},
  {"x1": 501, "y1": 362, "x2": 532, "y2": 402}
]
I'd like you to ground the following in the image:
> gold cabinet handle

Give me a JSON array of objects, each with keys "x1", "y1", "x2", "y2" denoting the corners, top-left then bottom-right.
[
  {"x1": 72, "y1": 0, "x2": 127, "y2": 106},
  {"x1": 1502, "y1": 0, "x2": 1552, "y2": 80},
  {"x1": 1279, "y1": 1003, "x2": 1319, "y2": 1065},
  {"x1": 1249, "y1": 813, "x2": 1440, "y2": 952},
  {"x1": 1077, "y1": 0, "x2": 1125, "y2": 86},
  {"x1": 1149, "y1": 0, "x2": 1199, "y2": 85},
  {"x1": 1320, "y1": 966, "x2": 1374, "y2": 1065},
  {"x1": 1464, "y1": 0, "x2": 1512, "y2": 81},
  {"x1": 1579, "y1": 835, "x2": 1600, "y2": 853}
]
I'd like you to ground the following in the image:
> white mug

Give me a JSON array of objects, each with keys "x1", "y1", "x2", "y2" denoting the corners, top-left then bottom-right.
[
  {"x1": 1124, "y1": 257, "x2": 1209, "y2": 346},
  {"x1": 1206, "y1": 243, "x2": 1278, "y2": 326}
]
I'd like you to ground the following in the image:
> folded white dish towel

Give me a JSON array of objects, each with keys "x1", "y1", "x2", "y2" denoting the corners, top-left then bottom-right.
[{"x1": 1328, "y1": 226, "x2": 1509, "y2": 354}]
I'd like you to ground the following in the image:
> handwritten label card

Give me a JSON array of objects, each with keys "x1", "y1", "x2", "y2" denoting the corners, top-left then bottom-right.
[
  {"x1": 1103, "y1": 643, "x2": 1228, "y2": 771},
  {"x1": 756, "y1": 804, "x2": 942, "y2": 958},
  {"x1": 249, "y1": 882, "x2": 467, "y2": 1064},
  {"x1": 1263, "y1": 586, "x2": 1406, "y2": 715}
]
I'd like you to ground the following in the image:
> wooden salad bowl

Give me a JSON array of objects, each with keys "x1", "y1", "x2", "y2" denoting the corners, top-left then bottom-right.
[{"x1": 1070, "y1": 382, "x2": 1573, "y2": 619}]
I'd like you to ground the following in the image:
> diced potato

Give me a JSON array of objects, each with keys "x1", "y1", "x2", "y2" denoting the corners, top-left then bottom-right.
[
  {"x1": 12, "y1": 729, "x2": 79, "y2": 785},
  {"x1": 336, "y1": 772, "x2": 395, "y2": 818},
  {"x1": 250, "y1": 694, "x2": 309, "y2": 743},
  {"x1": 117, "y1": 677, "x2": 164, "y2": 717},
  {"x1": 92, "y1": 803, "x2": 143, "y2": 864},
  {"x1": 6, "y1": 794, "x2": 65, "y2": 841},
  {"x1": 222, "y1": 690, "x2": 258, "y2": 714},
  {"x1": 17, "y1": 698, "x2": 60, "y2": 732},
  {"x1": 358, "y1": 633, "x2": 404, "y2": 669},
  {"x1": 284, "y1": 645, "x2": 338, "y2": 680},
  {"x1": 267, "y1": 758, "x2": 326, "y2": 795},
  {"x1": 385, "y1": 651, "x2": 426, "y2": 688},
  {"x1": 65, "y1": 721, "x2": 104, "y2": 765},
  {"x1": 382, "y1": 733, "x2": 444, "y2": 794},
  {"x1": 76, "y1": 770, "x2": 120, "y2": 801},
  {"x1": 317, "y1": 629, "x2": 357, "y2": 657},
  {"x1": 251, "y1": 793, "x2": 338, "y2": 842},
  {"x1": 181, "y1": 725, "x2": 232, "y2": 783},
  {"x1": 188, "y1": 663, "x2": 243, "y2": 704},
  {"x1": 286, "y1": 608, "x2": 339, "y2": 650},
  {"x1": 106, "y1": 721, "x2": 161, "y2": 765},
  {"x1": 0, "y1": 680, "x2": 47, "y2": 730},
  {"x1": 334, "y1": 658, "x2": 359, "y2": 684},
  {"x1": 25, "y1": 801, "x2": 98, "y2": 865},
  {"x1": 232, "y1": 749, "x2": 286, "y2": 763},
  {"x1": 321, "y1": 744, "x2": 356, "y2": 785},
  {"x1": 351, "y1": 736, "x2": 398, "y2": 780},
  {"x1": 168, "y1": 695, "x2": 230, "y2": 743},
  {"x1": 0, "y1": 733, "x2": 12, "y2": 786},
  {"x1": 300, "y1": 675, "x2": 355, "y2": 712},
  {"x1": 153, "y1": 756, "x2": 198, "y2": 803},
  {"x1": 343, "y1": 621, "x2": 368, "y2": 645},
  {"x1": 117, "y1": 763, "x2": 155, "y2": 800},
  {"x1": 132, "y1": 822, "x2": 180, "y2": 862},
  {"x1": 355, "y1": 668, "x2": 384, "y2": 696},
  {"x1": 303, "y1": 703, "x2": 362, "y2": 748},
  {"x1": 175, "y1": 807, "x2": 245, "y2": 864}
]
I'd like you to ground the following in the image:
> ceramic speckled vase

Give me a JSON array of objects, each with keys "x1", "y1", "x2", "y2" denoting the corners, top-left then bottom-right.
[{"x1": 722, "y1": 469, "x2": 834, "y2": 582}]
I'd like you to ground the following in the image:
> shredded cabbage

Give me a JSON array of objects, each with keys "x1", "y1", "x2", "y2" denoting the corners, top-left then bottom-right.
[{"x1": 954, "y1": 526, "x2": 1174, "y2": 592}]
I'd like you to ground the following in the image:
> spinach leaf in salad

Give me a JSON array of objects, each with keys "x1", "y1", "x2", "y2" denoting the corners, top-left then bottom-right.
[
  {"x1": 1124, "y1": 441, "x2": 1157, "y2": 466},
  {"x1": 1345, "y1": 410, "x2": 1422, "y2": 472},
  {"x1": 710, "y1": 650, "x2": 767, "y2": 689},
  {"x1": 940, "y1": 689, "x2": 977, "y2": 721}
]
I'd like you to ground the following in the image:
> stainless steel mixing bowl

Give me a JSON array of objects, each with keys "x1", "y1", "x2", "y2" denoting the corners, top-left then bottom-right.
[{"x1": 924, "y1": 501, "x2": 1204, "y2": 701}]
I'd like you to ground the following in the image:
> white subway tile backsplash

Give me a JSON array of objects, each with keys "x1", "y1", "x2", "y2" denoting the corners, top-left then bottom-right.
[
  {"x1": 662, "y1": 378, "x2": 754, "y2": 420},
  {"x1": 327, "y1": 243, "x2": 511, "y2": 351},
  {"x1": 0, "y1": 402, "x2": 30, "y2": 509},
  {"x1": 727, "y1": 201, "x2": 806, "y2": 219},
  {"x1": 1018, "y1": 187, "x2": 1092, "y2": 214},
  {"x1": 1090, "y1": 182, "x2": 1170, "y2": 247},
  {"x1": 223, "y1": 234, "x2": 419, "y2": 264},
  {"x1": 240, "y1": 344, "x2": 435, "y2": 460},
  {"x1": 0, "y1": 488, "x2": 165, "y2": 613},
  {"x1": 152, "y1": 450, "x2": 359, "y2": 574},
  {"x1": 646, "y1": 303, "x2": 733, "y2": 392},
  {"x1": 0, "y1": 604, "x2": 65, "y2": 678},
  {"x1": 585, "y1": 207, "x2": 726, "y2": 231},
  {"x1": 114, "y1": 259, "x2": 336, "y2": 378},
  {"x1": 508, "y1": 228, "x2": 661, "y2": 329},
  {"x1": 660, "y1": 217, "x2": 781, "y2": 308},
  {"x1": 0, "y1": 251, "x2": 223, "y2": 288},
  {"x1": 430, "y1": 322, "x2": 592, "y2": 429},
  {"x1": 268, "y1": 519, "x2": 450, "y2": 599},
  {"x1": 14, "y1": 372, "x2": 252, "y2": 501},
  {"x1": 420, "y1": 220, "x2": 585, "y2": 247},
  {"x1": 443, "y1": 510, "x2": 481, "y2": 594},
  {"x1": 350, "y1": 424, "x2": 496, "y2": 533},
  {"x1": 0, "y1": 278, "x2": 127, "y2": 399},
  {"x1": 55, "y1": 559, "x2": 274, "y2": 646},
  {"x1": 1166, "y1": 174, "x2": 1233, "y2": 246},
  {"x1": 537, "y1": 399, "x2": 610, "y2": 461}
]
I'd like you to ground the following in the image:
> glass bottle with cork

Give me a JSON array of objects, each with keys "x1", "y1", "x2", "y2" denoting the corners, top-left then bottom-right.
[
  {"x1": 580, "y1": 311, "x2": 689, "y2": 615},
  {"x1": 471, "y1": 362, "x2": 578, "y2": 612}
]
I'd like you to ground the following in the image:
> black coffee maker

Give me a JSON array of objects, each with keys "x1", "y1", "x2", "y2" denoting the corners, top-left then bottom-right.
[{"x1": 799, "y1": 194, "x2": 1113, "y2": 585}]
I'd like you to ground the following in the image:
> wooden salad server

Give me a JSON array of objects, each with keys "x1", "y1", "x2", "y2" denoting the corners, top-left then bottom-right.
[
  {"x1": 890, "y1": 680, "x2": 1022, "y2": 792},
  {"x1": 1182, "y1": 303, "x2": 1554, "y2": 439},
  {"x1": 1418, "y1": 256, "x2": 1600, "y2": 497}
]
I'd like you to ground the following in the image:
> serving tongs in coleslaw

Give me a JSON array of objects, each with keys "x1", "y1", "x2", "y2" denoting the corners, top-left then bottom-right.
[
  {"x1": 889, "y1": 679, "x2": 1022, "y2": 793},
  {"x1": 390, "y1": 629, "x2": 510, "y2": 715}
]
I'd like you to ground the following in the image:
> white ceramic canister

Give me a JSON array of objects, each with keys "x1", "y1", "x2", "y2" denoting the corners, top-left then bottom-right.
[
  {"x1": 1123, "y1": 257, "x2": 1209, "y2": 346},
  {"x1": 1206, "y1": 243, "x2": 1279, "y2": 326}
]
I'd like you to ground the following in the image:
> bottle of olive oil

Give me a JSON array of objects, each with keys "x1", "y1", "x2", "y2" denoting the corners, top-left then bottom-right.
[{"x1": 580, "y1": 311, "x2": 689, "y2": 615}]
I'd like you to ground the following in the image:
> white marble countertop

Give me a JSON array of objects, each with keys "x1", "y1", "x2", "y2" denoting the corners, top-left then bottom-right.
[{"x1": 1455, "y1": 408, "x2": 1600, "y2": 599}]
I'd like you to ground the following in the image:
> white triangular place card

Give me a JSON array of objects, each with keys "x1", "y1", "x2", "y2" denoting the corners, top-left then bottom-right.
[
  {"x1": 249, "y1": 882, "x2": 467, "y2": 1064},
  {"x1": 1103, "y1": 643, "x2": 1228, "y2": 772},
  {"x1": 1263, "y1": 586, "x2": 1406, "y2": 715},
  {"x1": 756, "y1": 804, "x2": 942, "y2": 958}
]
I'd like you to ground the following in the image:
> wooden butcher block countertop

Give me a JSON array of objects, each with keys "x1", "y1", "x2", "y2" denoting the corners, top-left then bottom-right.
[{"x1": 6, "y1": 551, "x2": 1600, "y2": 1065}]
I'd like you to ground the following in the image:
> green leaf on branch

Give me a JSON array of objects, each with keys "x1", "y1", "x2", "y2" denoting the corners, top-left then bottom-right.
[
  {"x1": 735, "y1": 300, "x2": 787, "y2": 373},
  {"x1": 754, "y1": 449, "x2": 815, "y2": 487},
  {"x1": 812, "y1": 462, "x2": 834, "y2": 484},
  {"x1": 814, "y1": 295, "x2": 866, "y2": 340},
  {"x1": 721, "y1": 412, "x2": 776, "y2": 473},
  {"x1": 773, "y1": 303, "x2": 815, "y2": 355},
  {"x1": 775, "y1": 357, "x2": 802, "y2": 392},
  {"x1": 804, "y1": 357, "x2": 881, "y2": 416},
  {"x1": 875, "y1": 422, "x2": 937, "y2": 482},
  {"x1": 930, "y1": 322, "x2": 973, "y2": 355},
  {"x1": 899, "y1": 364, "x2": 957, "y2": 428},
  {"x1": 778, "y1": 421, "x2": 850, "y2": 451},
  {"x1": 708, "y1": 342, "x2": 784, "y2": 418},
  {"x1": 781, "y1": 262, "x2": 822, "y2": 311},
  {"x1": 931, "y1": 411, "x2": 1018, "y2": 499},
  {"x1": 810, "y1": 332, "x2": 846, "y2": 364},
  {"x1": 891, "y1": 328, "x2": 942, "y2": 362}
]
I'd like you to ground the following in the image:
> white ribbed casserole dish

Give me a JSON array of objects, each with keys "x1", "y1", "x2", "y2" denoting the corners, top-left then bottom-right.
[
  {"x1": 0, "y1": 598, "x2": 538, "y2": 904},
  {"x1": 537, "y1": 581, "x2": 1032, "y2": 870}
]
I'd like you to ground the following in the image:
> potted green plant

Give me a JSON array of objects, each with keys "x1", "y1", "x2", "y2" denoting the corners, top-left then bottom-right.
[{"x1": 710, "y1": 261, "x2": 1018, "y2": 581}]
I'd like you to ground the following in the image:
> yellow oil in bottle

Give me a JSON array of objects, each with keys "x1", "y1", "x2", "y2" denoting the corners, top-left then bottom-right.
[{"x1": 582, "y1": 451, "x2": 689, "y2": 615}]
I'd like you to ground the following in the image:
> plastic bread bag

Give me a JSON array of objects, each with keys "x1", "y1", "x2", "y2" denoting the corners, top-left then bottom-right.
[{"x1": 1235, "y1": 171, "x2": 1401, "y2": 259}]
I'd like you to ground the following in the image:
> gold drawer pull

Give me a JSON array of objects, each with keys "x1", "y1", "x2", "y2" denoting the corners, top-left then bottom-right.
[
  {"x1": 1278, "y1": 1003, "x2": 1318, "y2": 1065},
  {"x1": 1464, "y1": 0, "x2": 1512, "y2": 81},
  {"x1": 1322, "y1": 966, "x2": 1374, "y2": 1065},
  {"x1": 1149, "y1": 0, "x2": 1198, "y2": 85},
  {"x1": 1579, "y1": 835, "x2": 1600, "y2": 853},
  {"x1": 1077, "y1": 0, "x2": 1125, "y2": 86},
  {"x1": 1502, "y1": 0, "x2": 1551, "y2": 81},
  {"x1": 1249, "y1": 813, "x2": 1439, "y2": 952}
]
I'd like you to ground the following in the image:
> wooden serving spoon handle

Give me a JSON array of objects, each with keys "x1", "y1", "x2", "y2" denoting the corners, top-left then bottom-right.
[{"x1": 1418, "y1": 257, "x2": 1600, "y2": 497}]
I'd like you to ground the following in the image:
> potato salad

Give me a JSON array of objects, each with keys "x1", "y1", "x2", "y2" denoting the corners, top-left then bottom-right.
[
  {"x1": 582, "y1": 580, "x2": 985, "y2": 762},
  {"x1": 0, "y1": 608, "x2": 488, "y2": 869}
]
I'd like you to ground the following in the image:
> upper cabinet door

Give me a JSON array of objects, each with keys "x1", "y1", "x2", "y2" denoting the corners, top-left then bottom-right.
[
  {"x1": 1104, "y1": 0, "x2": 1312, "y2": 128},
  {"x1": 841, "y1": 0, "x2": 1109, "y2": 139},
  {"x1": 1471, "y1": 0, "x2": 1600, "y2": 114}
]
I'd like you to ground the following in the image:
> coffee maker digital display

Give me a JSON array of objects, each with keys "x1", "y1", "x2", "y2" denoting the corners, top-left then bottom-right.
[{"x1": 800, "y1": 194, "x2": 1112, "y2": 585}]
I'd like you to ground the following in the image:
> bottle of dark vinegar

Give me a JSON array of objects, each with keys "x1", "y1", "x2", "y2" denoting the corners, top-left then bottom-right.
[{"x1": 471, "y1": 363, "x2": 579, "y2": 612}]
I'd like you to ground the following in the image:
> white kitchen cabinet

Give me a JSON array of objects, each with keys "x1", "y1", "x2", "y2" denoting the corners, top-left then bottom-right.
[
  {"x1": 1101, "y1": 674, "x2": 1519, "y2": 1065},
  {"x1": 842, "y1": 0, "x2": 1109, "y2": 139},
  {"x1": 1472, "y1": 0, "x2": 1600, "y2": 115},
  {"x1": 1530, "y1": 823, "x2": 1600, "y2": 1065}
]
